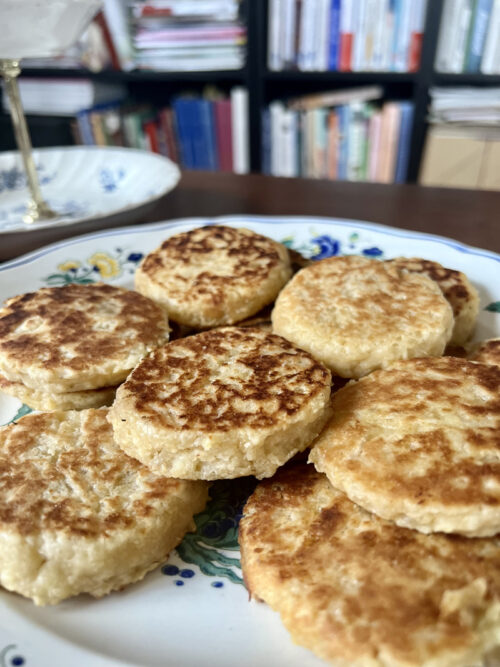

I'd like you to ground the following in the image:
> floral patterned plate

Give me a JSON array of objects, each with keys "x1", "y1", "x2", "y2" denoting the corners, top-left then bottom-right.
[
  {"x1": 0, "y1": 216, "x2": 498, "y2": 667},
  {"x1": 0, "y1": 146, "x2": 180, "y2": 233}
]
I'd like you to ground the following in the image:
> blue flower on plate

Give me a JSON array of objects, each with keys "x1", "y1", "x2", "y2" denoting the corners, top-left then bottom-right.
[
  {"x1": 362, "y1": 246, "x2": 383, "y2": 257},
  {"x1": 127, "y1": 252, "x2": 143, "y2": 263},
  {"x1": 310, "y1": 235, "x2": 340, "y2": 260},
  {"x1": 99, "y1": 167, "x2": 126, "y2": 193}
]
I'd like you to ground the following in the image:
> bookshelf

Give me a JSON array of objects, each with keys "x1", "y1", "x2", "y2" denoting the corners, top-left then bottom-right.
[{"x1": 1, "y1": 0, "x2": 500, "y2": 183}]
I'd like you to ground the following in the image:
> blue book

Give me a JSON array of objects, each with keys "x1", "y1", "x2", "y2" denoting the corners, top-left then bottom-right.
[
  {"x1": 196, "y1": 99, "x2": 217, "y2": 171},
  {"x1": 394, "y1": 102, "x2": 414, "y2": 183},
  {"x1": 328, "y1": 0, "x2": 341, "y2": 70},
  {"x1": 390, "y1": 0, "x2": 402, "y2": 71},
  {"x1": 172, "y1": 98, "x2": 195, "y2": 169},
  {"x1": 466, "y1": 0, "x2": 493, "y2": 71},
  {"x1": 261, "y1": 109, "x2": 271, "y2": 175},
  {"x1": 337, "y1": 105, "x2": 351, "y2": 180},
  {"x1": 76, "y1": 109, "x2": 94, "y2": 145}
]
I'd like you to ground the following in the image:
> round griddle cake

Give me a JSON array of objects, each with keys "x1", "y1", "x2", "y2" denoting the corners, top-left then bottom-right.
[
  {"x1": 309, "y1": 356, "x2": 500, "y2": 537},
  {"x1": 469, "y1": 338, "x2": 500, "y2": 368},
  {"x1": 239, "y1": 465, "x2": 500, "y2": 667},
  {"x1": 0, "y1": 283, "x2": 169, "y2": 393},
  {"x1": 271, "y1": 255, "x2": 454, "y2": 378},
  {"x1": 0, "y1": 408, "x2": 208, "y2": 606},
  {"x1": 109, "y1": 327, "x2": 332, "y2": 480},
  {"x1": 386, "y1": 257, "x2": 479, "y2": 346},
  {"x1": 134, "y1": 225, "x2": 292, "y2": 328},
  {"x1": 0, "y1": 374, "x2": 117, "y2": 410}
]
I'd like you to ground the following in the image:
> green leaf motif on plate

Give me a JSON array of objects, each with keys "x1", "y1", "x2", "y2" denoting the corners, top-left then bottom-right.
[
  {"x1": 176, "y1": 478, "x2": 257, "y2": 585},
  {"x1": 42, "y1": 250, "x2": 144, "y2": 286},
  {"x1": 485, "y1": 302, "x2": 500, "y2": 313}
]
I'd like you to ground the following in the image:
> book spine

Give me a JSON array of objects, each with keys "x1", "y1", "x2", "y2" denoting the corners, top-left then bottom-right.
[
  {"x1": 76, "y1": 110, "x2": 95, "y2": 146},
  {"x1": 281, "y1": 0, "x2": 298, "y2": 68},
  {"x1": 327, "y1": 109, "x2": 339, "y2": 179},
  {"x1": 281, "y1": 109, "x2": 299, "y2": 177},
  {"x1": 339, "y1": 0, "x2": 355, "y2": 71},
  {"x1": 143, "y1": 118, "x2": 160, "y2": 154},
  {"x1": 368, "y1": 110, "x2": 382, "y2": 181},
  {"x1": 392, "y1": 0, "x2": 412, "y2": 71},
  {"x1": 199, "y1": 99, "x2": 218, "y2": 171},
  {"x1": 347, "y1": 103, "x2": 366, "y2": 180},
  {"x1": 298, "y1": 0, "x2": 314, "y2": 70},
  {"x1": 352, "y1": 0, "x2": 368, "y2": 71},
  {"x1": 215, "y1": 99, "x2": 233, "y2": 172},
  {"x1": 173, "y1": 98, "x2": 194, "y2": 169},
  {"x1": 408, "y1": 0, "x2": 427, "y2": 71},
  {"x1": 328, "y1": 0, "x2": 341, "y2": 70},
  {"x1": 449, "y1": 0, "x2": 474, "y2": 73},
  {"x1": 313, "y1": 108, "x2": 328, "y2": 178},
  {"x1": 268, "y1": 0, "x2": 283, "y2": 70},
  {"x1": 102, "y1": 0, "x2": 135, "y2": 70},
  {"x1": 435, "y1": 0, "x2": 458, "y2": 71},
  {"x1": 231, "y1": 87, "x2": 249, "y2": 174},
  {"x1": 261, "y1": 108, "x2": 272, "y2": 175},
  {"x1": 270, "y1": 101, "x2": 284, "y2": 176},
  {"x1": 394, "y1": 102, "x2": 414, "y2": 183},
  {"x1": 378, "y1": 102, "x2": 402, "y2": 182},
  {"x1": 481, "y1": 0, "x2": 500, "y2": 72},
  {"x1": 337, "y1": 104, "x2": 351, "y2": 179},
  {"x1": 316, "y1": 0, "x2": 332, "y2": 70},
  {"x1": 466, "y1": 0, "x2": 493, "y2": 71}
]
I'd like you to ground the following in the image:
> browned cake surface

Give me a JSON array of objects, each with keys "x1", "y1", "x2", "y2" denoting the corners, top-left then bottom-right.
[
  {"x1": 469, "y1": 338, "x2": 500, "y2": 368},
  {"x1": 240, "y1": 465, "x2": 500, "y2": 667},
  {"x1": 0, "y1": 409, "x2": 192, "y2": 537},
  {"x1": 135, "y1": 225, "x2": 292, "y2": 328},
  {"x1": 309, "y1": 356, "x2": 500, "y2": 537},
  {"x1": 109, "y1": 327, "x2": 332, "y2": 479},
  {"x1": 0, "y1": 283, "x2": 169, "y2": 392},
  {"x1": 386, "y1": 257, "x2": 479, "y2": 345}
]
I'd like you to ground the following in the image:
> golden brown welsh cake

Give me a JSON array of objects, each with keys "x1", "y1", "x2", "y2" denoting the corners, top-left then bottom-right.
[
  {"x1": 469, "y1": 338, "x2": 500, "y2": 368},
  {"x1": 239, "y1": 465, "x2": 500, "y2": 667},
  {"x1": 0, "y1": 408, "x2": 208, "y2": 606},
  {"x1": 309, "y1": 356, "x2": 500, "y2": 537},
  {"x1": 386, "y1": 257, "x2": 479, "y2": 346},
  {"x1": 134, "y1": 225, "x2": 292, "y2": 329},
  {"x1": 271, "y1": 255, "x2": 454, "y2": 378},
  {"x1": 0, "y1": 283, "x2": 169, "y2": 407},
  {"x1": 109, "y1": 327, "x2": 332, "y2": 480}
]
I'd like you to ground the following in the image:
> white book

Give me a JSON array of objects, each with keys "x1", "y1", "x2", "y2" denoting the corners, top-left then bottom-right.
[
  {"x1": 352, "y1": 0, "x2": 368, "y2": 71},
  {"x1": 269, "y1": 101, "x2": 284, "y2": 176},
  {"x1": 102, "y1": 0, "x2": 135, "y2": 70},
  {"x1": 298, "y1": 0, "x2": 315, "y2": 70},
  {"x1": 435, "y1": 0, "x2": 461, "y2": 71},
  {"x1": 481, "y1": 0, "x2": 500, "y2": 73},
  {"x1": 371, "y1": 0, "x2": 390, "y2": 71},
  {"x1": 281, "y1": 109, "x2": 299, "y2": 177},
  {"x1": 450, "y1": 0, "x2": 475, "y2": 72},
  {"x1": 281, "y1": 0, "x2": 297, "y2": 67},
  {"x1": 315, "y1": 0, "x2": 331, "y2": 70},
  {"x1": 231, "y1": 87, "x2": 249, "y2": 174},
  {"x1": 268, "y1": 0, "x2": 283, "y2": 70},
  {"x1": 392, "y1": 0, "x2": 412, "y2": 71}
]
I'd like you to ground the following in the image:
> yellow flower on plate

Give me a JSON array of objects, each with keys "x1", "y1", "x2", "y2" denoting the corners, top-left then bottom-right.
[
  {"x1": 58, "y1": 260, "x2": 81, "y2": 272},
  {"x1": 88, "y1": 252, "x2": 121, "y2": 279}
]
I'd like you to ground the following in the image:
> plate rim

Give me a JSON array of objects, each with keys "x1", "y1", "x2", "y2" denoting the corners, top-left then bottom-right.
[
  {"x1": 0, "y1": 145, "x2": 181, "y2": 235},
  {"x1": 1, "y1": 213, "x2": 498, "y2": 272}
]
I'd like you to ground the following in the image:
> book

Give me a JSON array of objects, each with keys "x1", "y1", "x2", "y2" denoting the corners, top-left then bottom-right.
[
  {"x1": 214, "y1": 99, "x2": 233, "y2": 172},
  {"x1": 328, "y1": 0, "x2": 341, "y2": 70},
  {"x1": 281, "y1": 0, "x2": 298, "y2": 68},
  {"x1": 347, "y1": 102, "x2": 367, "y2": 179},
  {"x1": 376, "y1": 102, "x2": 402, "y2": 182},
  {"x1": 337, "y1": 104, "x2": 351, "y2": 179},
  {"x1": 435, "y1": 0, "x2": 462, "y2": 71},
  {"x1": 327, "y1": 109, "x2": 339, "y2": 178},
  {"x1": 268, "y1": 0, "x2": 283, "y2": 70},
  {"x1": 394, "y1": 101, "x2": 414, "y2": 182},
  {"x1": 481, "y1": 0, "x2": 500, "y2": 72},
  {"x1": 172, "y1": 97, "x2": 196, "y2": 168},
  {"x1": 408, "y1": 0, "x2": 427, "y2": 71},
  {"x1": 288, "y1": 85, "x2": 383, "y2": 111},
  {"x1": 392, "y1": 0, "x2": 412, "y2": 71},
  {"x1": 102, "y1": 0, "x2": 135, "y2": 70},
  {"x1": 339, "y1": 0, "x2": 355, "y2": 71},
  {"x1": 231, "y1": 87, "x2": 249, "y2": 174},
  {"x1": 261, "y1": 108, "x2": 272, "y2": 175},
  {"x1": 159, "y1": 108, "x2": 180, "y2": 163},
  {"x1": 465, "y1": 0, "x2": 493, "y2": 72},
  {"x1": 281, "y1": 109, "x2": 299, "y2": 176},
  {"x1": 371, "y1": 0, "x2": 391, "y2": 71},
  {"x1": 367, "y1": 109, "x2": 382, "y2": 180}
]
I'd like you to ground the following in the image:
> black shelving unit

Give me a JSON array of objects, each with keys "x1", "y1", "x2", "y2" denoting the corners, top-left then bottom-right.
[{"x1": 1, "y1": 0, "x2": 499, "y2": 182}]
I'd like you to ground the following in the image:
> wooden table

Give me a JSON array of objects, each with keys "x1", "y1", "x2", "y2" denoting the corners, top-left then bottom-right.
[{"x1": 1, "y1": 172, "x2": 499, "y2": 263}]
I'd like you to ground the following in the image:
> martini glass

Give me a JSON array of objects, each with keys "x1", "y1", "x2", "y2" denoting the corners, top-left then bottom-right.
[{"x1": 0, "y1": 0, "x2": 101, "y2": 223}]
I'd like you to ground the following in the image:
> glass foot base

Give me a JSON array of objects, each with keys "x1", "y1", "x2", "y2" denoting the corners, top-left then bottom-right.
[{"x1": 23, "y1": 199, "x2": 59, "y2": 224}]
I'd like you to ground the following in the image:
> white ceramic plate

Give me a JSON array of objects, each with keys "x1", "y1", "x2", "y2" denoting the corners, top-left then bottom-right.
[
  {"x1": 0, "y1": 216, "x2": 498, "y2": 667},
  {"x1": 0, "y1": 146, "x2": 180, "y2": 233}
]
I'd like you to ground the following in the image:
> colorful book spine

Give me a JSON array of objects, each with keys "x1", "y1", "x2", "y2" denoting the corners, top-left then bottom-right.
[
  {"x1": 261, "y1": 108, "x2": 272, "y2": 175},
  {"x1": 339, "y1": 0, "x2": 355, "y2": 71},
  {"x1": 337, "y1": 104, "x2": 351, "y2": 178},
  {"x1": 481, "y1": 0, "x2": 500, "y2": 72},
  {"x1": 172, "y1": 98, "x2": 195, "y2": 169},
  {"x1": 408, "y1": 0, "x2": 427, "y2": 71},
  {"x1": 328, "y1": 0, "x2": 341, "y2": 70},
  {"x1": 214, "y1": 99, "x2": 233, "y2": 172},
  {"x1": 466, "y1": 0, "x2": 493, "y2": 71},
  {"x1": 394, "y1": 101, "x2": 414, "y2": 183},
  {"x1": 327, "y1": 109, "x2": 339, "y2": 179}
]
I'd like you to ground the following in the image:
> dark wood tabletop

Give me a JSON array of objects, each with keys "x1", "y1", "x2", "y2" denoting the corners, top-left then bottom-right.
[{"x1": 1, "y1": 171, "x2": 499, "y2": 263}]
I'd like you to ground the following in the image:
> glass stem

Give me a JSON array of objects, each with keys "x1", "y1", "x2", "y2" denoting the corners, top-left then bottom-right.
[{"x1": 0, "y1": 58, "x2": 57, "y2": 223}]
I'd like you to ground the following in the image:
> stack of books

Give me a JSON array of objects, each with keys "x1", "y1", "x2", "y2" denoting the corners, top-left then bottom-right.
[
  {"x1": 268, "y1": 0, "x2": 427, "y2": 72},
  {"x1": 262, "y1": 86, "x2": 414, "y2": 183},
  {"x1": 130, "y1": 0, "x2": 246, "y2": 70},
  {"x1": 436, "y1": 0, "x2": 500, "y2": 74},
  {"x1": 75, "y1": 86, "x2": 249, "y2": 173}
]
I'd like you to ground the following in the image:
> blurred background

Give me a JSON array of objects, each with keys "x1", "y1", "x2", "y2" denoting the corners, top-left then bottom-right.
[{"x1": 1, "y1": 0, "x2": 499, "y2": 190}]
